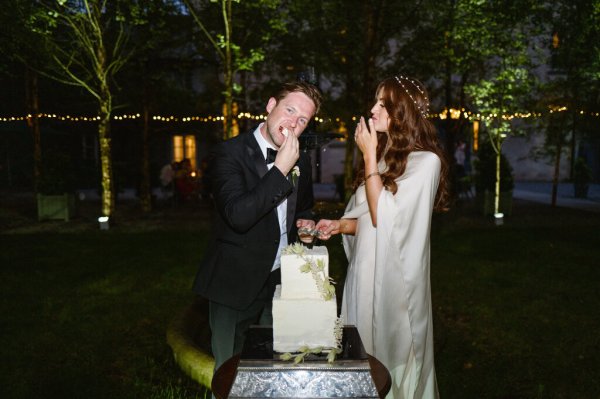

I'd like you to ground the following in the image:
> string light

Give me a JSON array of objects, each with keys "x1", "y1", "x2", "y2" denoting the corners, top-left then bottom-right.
[
  {"x1": 1, "y1": 106, "x2": 598, "y2": 125},
  {"x1": 426, "y1": 107, "x2": 589, "y2": 121}
]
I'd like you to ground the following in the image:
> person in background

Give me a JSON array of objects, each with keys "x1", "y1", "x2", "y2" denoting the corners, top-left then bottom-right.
[
  {"x1": 454, "y1": 139, "x2": 466, "y2": 169},
  {"x1": 159, "y1": 161, "x2": 175, "y2": 189},
  {"x1": 316, "y1": 75, "x2": 449, "y2": 399},
  {"x1": 174, "y1": 158, "x2": 196, "y2": 200},
  {"x1": 193, "y1": 81, "x2": 323, "y2": 374}
]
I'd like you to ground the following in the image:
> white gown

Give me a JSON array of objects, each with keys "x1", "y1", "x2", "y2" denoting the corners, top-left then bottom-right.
[{"x1": 341, "y1": 151, "x2": 440, "y2": 399}]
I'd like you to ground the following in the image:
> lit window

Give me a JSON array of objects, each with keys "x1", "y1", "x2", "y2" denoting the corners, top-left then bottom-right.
[{"x1": 172, "y1": 135, "x2": 197, "y2": 169}]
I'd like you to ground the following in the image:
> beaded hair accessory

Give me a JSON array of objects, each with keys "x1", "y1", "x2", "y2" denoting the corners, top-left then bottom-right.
[{"x1": 394, "y1": 75, "x2": 430, "y2": 117}]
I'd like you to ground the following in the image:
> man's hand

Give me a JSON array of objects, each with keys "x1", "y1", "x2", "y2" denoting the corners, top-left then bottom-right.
[
  {"x1": 296, "y1": 219, "x2": 316, "y2": 243},
  {"x1": 273, "y1": 130, "x2": 300, "y2": 176}
]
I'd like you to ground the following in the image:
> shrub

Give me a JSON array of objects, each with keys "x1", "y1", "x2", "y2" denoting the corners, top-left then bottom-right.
[
  {"x1": 473, "y1": 141, "x2": 514, "y2": 194},
  {"x1": 37, "y1": 149, "x2": 76, "y2": 194}
]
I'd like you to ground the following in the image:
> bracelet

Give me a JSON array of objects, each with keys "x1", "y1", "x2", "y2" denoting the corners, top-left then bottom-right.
[{"x1": 365, "y1": 171, "x2": 380, "y2": 181}]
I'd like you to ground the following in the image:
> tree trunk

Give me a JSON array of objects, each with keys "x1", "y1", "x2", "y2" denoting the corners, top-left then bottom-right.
[
  {"x1": 443, "y1": 0, "x2": 458, "y2": 164},
  {"x1": 139, "y1": 103, "x2": 152, "y2": 213},
  {"x1": 223, "y1": 0, "x2": 234, "y2": 140},
  {"x1": 341, "y1": 0, "x2": 385, "y2": 202},
  {"x1": 362, "y1": 0, "x2": 387, "y2": 107},
  {"x1": 98, "y1": 85, "x2": 114, "y2": 217},
  {"x1": 94, "y1": 19, "x2": 115, "y2": 218},
  {"x1": 25, "y1": 68, "x2": 42, "y2": 194},
  {"x1": 570, "y1": 111, "x2": 578, "y2": 179},
  {"x1": 550, "y1": 120, "x2": 563, "y2": 207},
  {"x1": 569, "y1": 113, "x2": 577, "y2": 180},
  {"x1": 495, "y1": 148, "x2": 501, "y2": 215}
]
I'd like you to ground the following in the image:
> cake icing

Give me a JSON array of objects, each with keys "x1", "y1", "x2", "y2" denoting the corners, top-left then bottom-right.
[
  {"x1": 280, "y1": 245, "x2": 328, "y2": 300},
  {"x1": 273, "y1": 286, "x2": 337, "y2": 352},
  {"x1": 273, "y1": 244, "x2": 340, "y2": 354}
]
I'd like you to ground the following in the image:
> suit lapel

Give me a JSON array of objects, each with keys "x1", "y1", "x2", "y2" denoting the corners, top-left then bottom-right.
[
  {"x1": 286, "y1": 166, "x2": 298, "y2": 233},
  {"x1": 243, "y1": 127, "x2": 297, "y2": 233},
  {"x1": 244, "y1": 130, "x2": 268, "y2": 178},
  {"x1": 243, "y1": 129, "x2": 281, "y2": 231}
]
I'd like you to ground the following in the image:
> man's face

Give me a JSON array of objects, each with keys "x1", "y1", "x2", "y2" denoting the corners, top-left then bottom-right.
[{"x1": 261, "y1": 91, "x2": 316, "y2": 149}]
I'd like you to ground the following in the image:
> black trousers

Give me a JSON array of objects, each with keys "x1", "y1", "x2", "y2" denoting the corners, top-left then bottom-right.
[{"x1": 209, "y1": 268, "x2": 280, "y2": 371}]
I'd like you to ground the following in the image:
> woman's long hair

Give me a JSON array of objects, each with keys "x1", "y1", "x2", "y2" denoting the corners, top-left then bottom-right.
[{"x1": 353, "y1": 76, "x2": 450, "y2": 211}]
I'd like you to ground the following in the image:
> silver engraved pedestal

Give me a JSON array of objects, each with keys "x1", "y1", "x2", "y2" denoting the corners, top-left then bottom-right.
[{"x1": 227, "y1": 326, "x2": 381, "y2": 399}]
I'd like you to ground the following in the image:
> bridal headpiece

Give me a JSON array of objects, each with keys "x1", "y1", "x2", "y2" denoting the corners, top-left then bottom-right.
[{"x1": 394, "y1": 75, "x2": 429, "y2": 118}]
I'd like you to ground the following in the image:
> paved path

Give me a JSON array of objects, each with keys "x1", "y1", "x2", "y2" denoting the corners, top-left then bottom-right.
[
  {"x1": 513, "y1": 182, "x2": 600, "y2": 213},
  {"x1": 313, "y1": 182, "x2": 600, "y2": 213},
  {"x1": 73, "y1": 181, "x2": 600, "y2": 213}
]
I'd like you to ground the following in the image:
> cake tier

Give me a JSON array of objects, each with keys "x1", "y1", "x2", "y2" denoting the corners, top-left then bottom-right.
[
  {"x1": 272, "y1": 285, "x2": 337, "y2": 353},
  {"x1": 280, "y1": 245, "x2": 329, "y2": 299}
]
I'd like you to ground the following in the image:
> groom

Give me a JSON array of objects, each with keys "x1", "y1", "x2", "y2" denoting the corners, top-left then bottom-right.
[{"x1": 192, "y1": 81, "x2": 322, "y2": 371}]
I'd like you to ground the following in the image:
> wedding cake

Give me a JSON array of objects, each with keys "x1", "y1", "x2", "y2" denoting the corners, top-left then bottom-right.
[{"x1": 272, "y1": 244, "x2": 340, "y2": 353}]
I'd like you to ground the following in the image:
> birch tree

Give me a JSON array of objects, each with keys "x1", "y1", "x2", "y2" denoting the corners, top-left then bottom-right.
[
  {"x1": 31, "y1": 0, "x2": 131, "y2": 218},
  {"x1": 465, "y1": 9, "x2": 536, "y2": 217}
]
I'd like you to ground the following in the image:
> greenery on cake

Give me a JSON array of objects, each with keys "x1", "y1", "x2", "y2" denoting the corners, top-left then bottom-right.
[
  {"x1": 329, "y1": 317, "x2": 344, "y2": 363},
  {"x1": 279, "y1": 317, "x2": 344, "y2": 364},
  {"x1": 280, "y1": 346, "x2": 325, "y2": 364},
  {"x1": 282, "y1": 243, "x2": 336, "y2": 301},
  {"x1": 279, "y1": 244, "x2": 344, "y2": 363}
]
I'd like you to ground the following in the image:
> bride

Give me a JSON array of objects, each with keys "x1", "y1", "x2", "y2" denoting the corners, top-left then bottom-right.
[{"x1": 316, "y1": 76, "x2": 449, "y2": 399}]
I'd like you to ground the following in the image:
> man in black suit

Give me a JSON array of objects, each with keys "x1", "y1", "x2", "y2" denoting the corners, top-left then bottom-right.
[{"x1": 193, "y1": 81, "x2": 322, "y2": 371}]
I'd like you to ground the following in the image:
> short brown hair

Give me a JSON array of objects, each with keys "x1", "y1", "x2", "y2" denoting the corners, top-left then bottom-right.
[{"x1": 273, "y1": 81, "x2": 322, "y2": 115}]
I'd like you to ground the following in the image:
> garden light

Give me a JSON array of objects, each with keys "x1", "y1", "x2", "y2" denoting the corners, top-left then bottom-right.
[{"x1": 98, "y1": 216, "x2": 109, "y2": 230}]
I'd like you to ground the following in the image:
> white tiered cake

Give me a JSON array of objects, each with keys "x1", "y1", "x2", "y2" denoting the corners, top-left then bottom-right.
[{"x1": 272, "y1": 244, "x2": 338, "y2": 353}]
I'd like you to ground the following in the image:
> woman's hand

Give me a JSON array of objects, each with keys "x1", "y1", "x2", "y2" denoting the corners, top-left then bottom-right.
[
  {"x1": 355, "y1": 116, "x2": 378, "y2": 162},
  {"x1": 315, "y1": 219, "x2": 340, "y2": 240}
]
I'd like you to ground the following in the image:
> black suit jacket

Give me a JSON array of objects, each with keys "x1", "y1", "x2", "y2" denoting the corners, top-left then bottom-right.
[{"x1": 192, "y1": 129, "x2": 314, "y2": 310}]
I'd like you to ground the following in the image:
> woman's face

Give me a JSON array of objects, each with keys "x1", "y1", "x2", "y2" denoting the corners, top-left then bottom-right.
[{"x1": 370, "y1": 89, "x2": 390, "y2": 132}]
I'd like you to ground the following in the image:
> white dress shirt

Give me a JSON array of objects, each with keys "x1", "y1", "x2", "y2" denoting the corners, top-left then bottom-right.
[{"x1": 253, "y1": 125, "x2": 288, "y2": 271}]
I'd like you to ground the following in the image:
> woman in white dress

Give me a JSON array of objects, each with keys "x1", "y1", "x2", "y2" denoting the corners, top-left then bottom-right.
[{"x1": 316, "y1": 76, "x2": 449, "y2": 399}]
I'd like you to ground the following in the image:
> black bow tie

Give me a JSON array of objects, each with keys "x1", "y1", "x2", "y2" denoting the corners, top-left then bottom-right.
[{"x1": 266, "y1": 148, "x2": 278, "y2": 164}]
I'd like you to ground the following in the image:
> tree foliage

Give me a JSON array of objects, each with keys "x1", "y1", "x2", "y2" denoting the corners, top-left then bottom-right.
[
  {"x1": 28, "y1": 0, "x2": 136, "y2": 217},
  {"x1": 535, "y1": 0, "x2": 600, "y2": 203},
  {"x1": 261, "y1": 0, "x2": 429, "y2": 200},
  {"x1": 462, "y1": 0, "x2": 539, "y2": 215},
  {"x1": 181, "y1": 0, "x2": 284, "y2": 139},
  {"x1": 3, "y1": 0, "x2": 599, "y2": 213}
]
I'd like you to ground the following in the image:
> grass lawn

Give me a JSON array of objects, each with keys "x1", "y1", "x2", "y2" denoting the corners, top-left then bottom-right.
[
  {"x1": 1, "y1": 196, "x2": 599, "y2": 398},
  {"x1": 429, "y1": 204, "x2": 600, "y2": 398}
]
